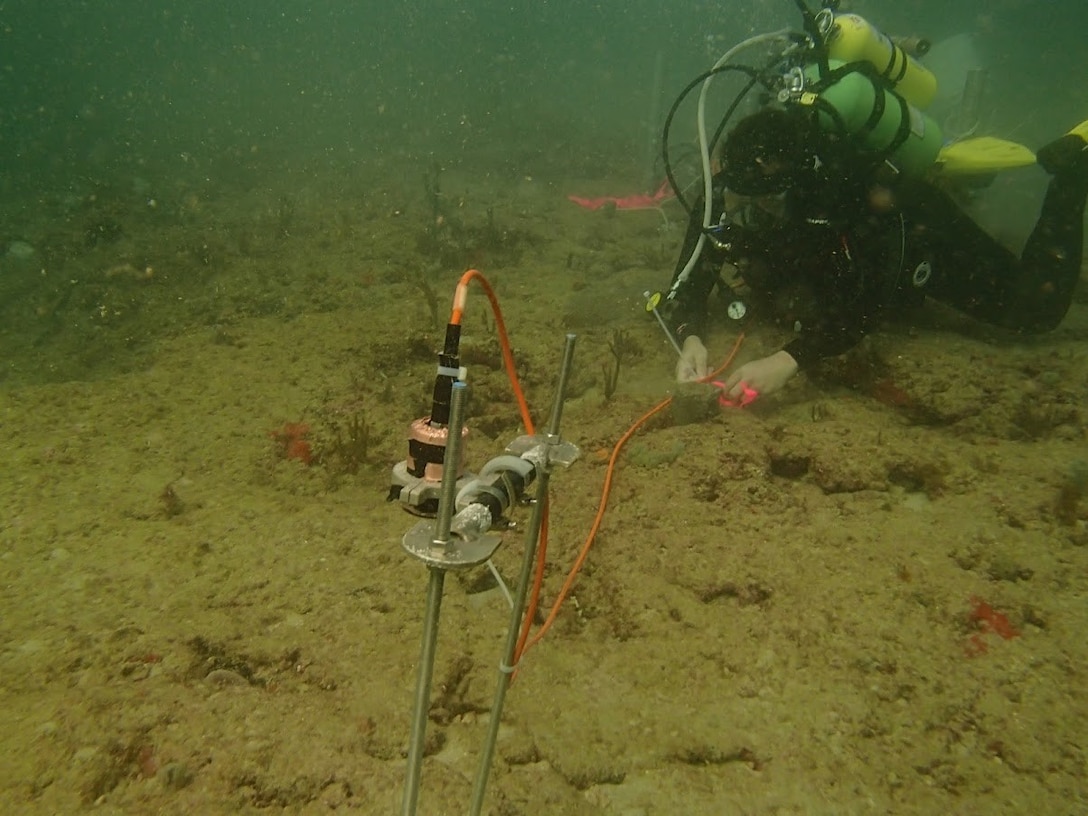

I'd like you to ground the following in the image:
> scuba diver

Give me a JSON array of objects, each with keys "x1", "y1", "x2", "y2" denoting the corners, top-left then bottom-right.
[{"x1": 657, "y1": 3, "x2": 1088, "y2": 404}]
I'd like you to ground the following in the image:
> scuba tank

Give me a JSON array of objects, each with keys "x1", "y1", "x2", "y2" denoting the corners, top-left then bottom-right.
[
  {"x1": 821, "y1": 12, "x2": 937, "y2": 110},
  {"x1": 658, "y1": 2, "x2": 943, "y2": 301},
  {"x1": 790, "y1": 59, "x2": 943, "y2": 176}
]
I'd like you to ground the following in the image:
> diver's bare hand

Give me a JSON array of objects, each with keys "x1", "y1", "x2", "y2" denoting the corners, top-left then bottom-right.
[{"x1": 676, "y1": 335, "x2": 709, "y2": 383}]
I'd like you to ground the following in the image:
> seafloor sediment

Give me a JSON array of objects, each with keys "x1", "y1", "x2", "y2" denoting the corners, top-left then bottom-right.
[{"x1": 1, "y1": 155, "x2": 1086, "y2": 815}]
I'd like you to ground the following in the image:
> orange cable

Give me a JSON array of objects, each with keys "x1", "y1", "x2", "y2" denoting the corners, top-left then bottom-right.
[
  {"x1": 520, "y1": 331, "x2": 746, "y2": 659},
  {"x1": 522, "y1": 396, "x2": 672, "y2": 653},
  {"x1": 451, "y1": 267, "x2": 746, "y2": 667},
  {"x1": 453, "y1": 269, "x2": 535, "y2": 433},
  {"x1": 702, "y1": 331, "x2": 745, "y2": 381},
  {"x1": 449, "y1": 269, "x2": 550, "y2": 658}
]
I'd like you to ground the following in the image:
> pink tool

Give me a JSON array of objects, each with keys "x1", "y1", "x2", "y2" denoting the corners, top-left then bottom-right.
[{"x1": 712, "y1": 380, "x2": 759, "y2": 408}]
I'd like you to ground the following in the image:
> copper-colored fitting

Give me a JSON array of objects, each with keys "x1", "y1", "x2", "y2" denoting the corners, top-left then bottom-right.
[{"x1": 406, "y1": 418, "x2": 468, "y2": 481}]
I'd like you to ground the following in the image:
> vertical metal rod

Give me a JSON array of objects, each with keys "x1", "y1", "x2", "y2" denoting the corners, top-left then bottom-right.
[
  {"x1": 468, "y1": 335, "x2": 577, "y2": 816},
  {"x1": 400, "y1": 382, "x2": 469, "y2": 816},
  {"x1": 644, "y1": 291, "x2": 684, "y2": 358},
  {"x1": 546, "y1": 334, "x2": 578, "y2": 435},
  {"x1": 399, "y1": 568, "x2": 444, "y2": 816},
  {"x1": 434, "y1": 381, "x2": 469, "y2": 541}
]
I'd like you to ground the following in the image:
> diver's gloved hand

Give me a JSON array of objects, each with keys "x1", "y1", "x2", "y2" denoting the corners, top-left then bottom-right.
[
  {"x1": 676, "y1": 335, "x2": 709, "y2": 383},
  {"x1": 722, "y1": 350, "x2": 798, "y2": 403}
]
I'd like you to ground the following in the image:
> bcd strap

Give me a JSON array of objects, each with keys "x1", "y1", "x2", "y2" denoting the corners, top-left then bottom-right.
[
  {"x1": 801, "y1": 60, "x2": 914, "y2": 170},
  {"x1": 861, "y1": 77, "x2": 886, "y2": 138},
  {"x1": 885, "y1": 92, "x2": 914, "y2": 161},
  {"x1": 805, "y1": 59, "x2": 871, "y2": 95},
  {"x1": 879, "y1": 40, "x2": 909, "y2": 87}
]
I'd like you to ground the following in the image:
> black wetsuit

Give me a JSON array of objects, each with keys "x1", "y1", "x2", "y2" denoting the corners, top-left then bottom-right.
[{"x1": 666, "y1": 165, "x2": 1087, "y2": 370}]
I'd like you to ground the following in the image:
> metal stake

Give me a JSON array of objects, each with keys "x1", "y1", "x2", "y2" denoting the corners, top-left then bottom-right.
[
  {"x1": 400, "y1": 382, "x2": 469, "y2": 816},
  {"x1": 468, "y1": 334, "x2": 578, "y2": 816}
]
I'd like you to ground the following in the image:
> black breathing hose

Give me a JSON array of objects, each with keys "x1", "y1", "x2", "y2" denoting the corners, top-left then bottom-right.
[{"x1": 659, "y1": 64, "x2": 761, "y2": 217}]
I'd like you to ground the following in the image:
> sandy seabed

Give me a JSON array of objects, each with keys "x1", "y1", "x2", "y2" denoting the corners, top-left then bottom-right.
[{"x1": 1, "y1": 153, "x2": 1086, "y2": 816}]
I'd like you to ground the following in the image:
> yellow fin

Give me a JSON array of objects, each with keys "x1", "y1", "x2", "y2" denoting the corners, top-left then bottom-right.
[
  {"x1": 933, "y1": 137, "x2": 1037, "y2": 176},
  {"x1": 1067, "y1": 119, "x2": 1088, "y2": 141}
]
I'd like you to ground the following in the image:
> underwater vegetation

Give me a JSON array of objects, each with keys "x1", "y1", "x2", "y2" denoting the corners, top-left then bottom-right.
[{"x1": 601, "y1": 328, "x2": 643, "y2": 402}]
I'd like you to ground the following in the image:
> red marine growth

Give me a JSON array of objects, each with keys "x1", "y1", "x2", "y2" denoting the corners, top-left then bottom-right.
[
  {"x1": 964, "y1": 596, "x2": 1020, "y2": 656},
  {"x1": 270, "y1": 422, "x2": 312, "y2": 465}
]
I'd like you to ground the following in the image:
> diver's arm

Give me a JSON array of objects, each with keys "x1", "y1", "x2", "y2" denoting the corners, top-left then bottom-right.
[
  {"x1": 781, "y1": 226, "x2": 884, "y2": 370},
  {"x1": 728, "y1": 235, "x2": 878, "y2": 398},
  {"x1": 719, "y1": 313, "x2": 861, "y2": 401},
  {"x1": 782, "y1": 321, "x2": 866, "y2": 370},
  {"x1": 665, "y1": 186, "x2": 728, "y2": 342}
]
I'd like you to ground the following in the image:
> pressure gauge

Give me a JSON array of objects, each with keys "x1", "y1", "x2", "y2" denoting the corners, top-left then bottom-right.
[{"x1": 727, "y1": 300, "x2": 747, "y2": 320}]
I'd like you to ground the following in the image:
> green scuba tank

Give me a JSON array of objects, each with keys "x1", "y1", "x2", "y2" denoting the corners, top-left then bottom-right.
[{"x1": 800, "y1": 59, "x2": 943, "y2": 176}]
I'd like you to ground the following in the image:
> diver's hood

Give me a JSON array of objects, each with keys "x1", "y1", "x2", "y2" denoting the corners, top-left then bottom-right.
[{"x1": 720, "y1": 108, "x2": 819, "y2": 196}]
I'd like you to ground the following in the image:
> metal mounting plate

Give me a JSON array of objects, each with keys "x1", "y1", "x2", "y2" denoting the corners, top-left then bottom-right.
[{"x1": 402, "y1": 520, "x2": 503, "y2": 568}]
